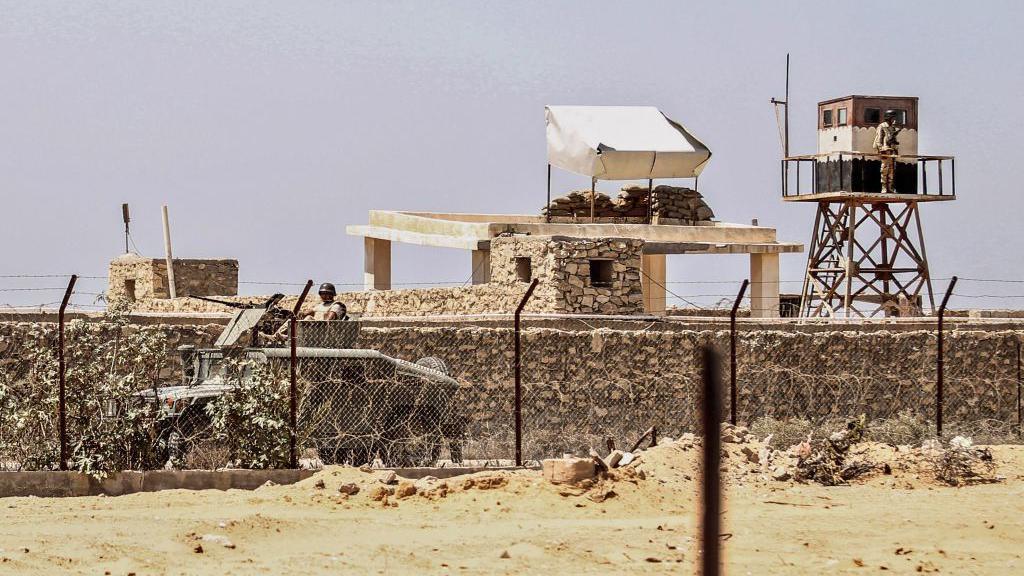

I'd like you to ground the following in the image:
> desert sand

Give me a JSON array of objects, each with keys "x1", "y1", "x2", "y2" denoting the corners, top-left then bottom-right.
[{"x1": 0, "y1": 439, "x2": 1022, "y2": 575}]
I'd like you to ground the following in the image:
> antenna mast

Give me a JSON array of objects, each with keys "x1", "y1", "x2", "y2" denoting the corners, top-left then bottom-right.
[
  {"x1": 770, "y1": 53, "x2": 791, "y2": 158},
  {"x1": 121, "y1": 203, "x2": 131, "y2": 253}
]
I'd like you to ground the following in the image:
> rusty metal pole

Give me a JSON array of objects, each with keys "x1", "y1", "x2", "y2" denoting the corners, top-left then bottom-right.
[
  {"x1": 730, "y1": 279, "x2": 749, "y2": 425},
  {"x1": 57, "y1": 274, "x2": 77, "y2": 471},
  {"x1": 936, "y1": 276, "x2": 957, "y2": 437},
  {"x1": 1017, "y1": 339, "x2": 1021, "y2": 436},
  {"x1": 700, "y1": 345, "x2": 723, "y2": 576},
  {"x1": 590, "y1": 177, "x2": 596, "y2": 223},
  {"x1": 546, "y1": 164, "x2": 551, "y2": 224},
  {"x1": 288, "y1": 280, "x2": 314, "y2": 468},
  {"x1": 647, "y1": 178, "x2": 653, "y2": 223},
  {"x1": 514, "y1": 279, "x2": 539, "y2": 467}
]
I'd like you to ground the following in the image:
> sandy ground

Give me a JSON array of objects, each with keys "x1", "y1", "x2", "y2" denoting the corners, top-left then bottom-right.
[{"x1": 1, "y1": 440, "x2": 1022, "y2": 575}]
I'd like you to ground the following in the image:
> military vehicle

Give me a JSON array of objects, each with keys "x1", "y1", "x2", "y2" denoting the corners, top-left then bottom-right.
[{"x1": 124, "y1": 295, "x2": 465, "y2": 467}]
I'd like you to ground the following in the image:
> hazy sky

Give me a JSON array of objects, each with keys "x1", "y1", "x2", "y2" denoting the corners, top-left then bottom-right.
[{"x1": 2, "y1": 1, "x2": 1022, "y2": 309}]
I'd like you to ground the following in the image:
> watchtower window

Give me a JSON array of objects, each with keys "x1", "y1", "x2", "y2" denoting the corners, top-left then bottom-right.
[
  {"x1": 123, "y1": 279, "x2": 136, "y2": 302},
  {"x1": 822, "y1": 109, "x2": 833, "y2": 127},
  {"x1": 589, "y1": 259, "x2": 613, "y2": 287},
  {"x1": 837, "y1": 107, "x2": 848, "y2": 126},
  {"x1": 885, "y1": 109, "x2": 907, "y2": 125},
  {"x1": 515, "y1": 257, "x2": 532, "y2": 282},
  {"x1": 864, "y1": 108, "x2": 881, "y2": 124}
]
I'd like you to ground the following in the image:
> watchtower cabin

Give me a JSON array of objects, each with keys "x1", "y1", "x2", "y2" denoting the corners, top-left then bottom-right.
[{"x1": 782, "y1": 95, "x2": 955, "y2": 318}]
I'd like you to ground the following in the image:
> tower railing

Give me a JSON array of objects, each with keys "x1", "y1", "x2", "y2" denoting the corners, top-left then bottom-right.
[{"x1": 781, "y1": 152, "x2": 955, "y2": 199}]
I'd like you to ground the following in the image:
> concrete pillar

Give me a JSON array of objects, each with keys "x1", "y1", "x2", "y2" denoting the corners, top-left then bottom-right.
[
  {"x1": 471, "y1": 249, "x2": 490, "y2": 285},
  {"x1": 749, "y1": 252, "x2": 780, "y2": 318},
  {"x1": 640, "y1": 253, "x2": 666, "y2": 315},
  {"x1": 363, "y1": 238, "x2": 391, "y2": 290}
]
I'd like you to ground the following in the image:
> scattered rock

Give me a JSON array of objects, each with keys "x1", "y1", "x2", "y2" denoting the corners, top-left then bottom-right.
[
  {"x1": 313, "y1": 479, "x2": 325, "y2": 490},
  {"x1": 466, "y1": 474, "x2": 509, "y2": 490},
  {"x1": 337, "y1": 483, "x2": 360, "y2": 496},
  {"x1": 586, "y1": 487, "x2": 617, "y2": 503},
  {"x1": 499, "y1": 550, "x2": 510, "y2": 559},
  {"x1": 771, "y1": 466, "x2": 792, "y2": 481},
  {"x1": 741, "y1": 446, "x2": 760, "y2": 464},
  {"x1": 368, "y1": 485, "x2": 394, "y2": 501},
  {"x1": 394, "y1": 481, "x2": 417, "y2": 499},
  {"x1": 542, "y1": 458, "x2": 597, "y2": 485},
  {"x1": 376, "y1": 471, "x2": 397, "y2": 485},
  {"x1": 200, "y1": 534, "x2": 236, "y2": 549},
  {"x1": 619, "y1": 452, "x2": 635, "y2": 467},
  {"x1": 606, "y1": 450, "x2": 625, "y2": 468}
]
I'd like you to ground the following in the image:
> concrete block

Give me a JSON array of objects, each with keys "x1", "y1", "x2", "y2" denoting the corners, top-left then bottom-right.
[
  {"x1": 542, "y1": 458, "x2": 596, "y2": 485},
  {"x1": 606, "y1": 450, "x2": 624, "y2": 468}
]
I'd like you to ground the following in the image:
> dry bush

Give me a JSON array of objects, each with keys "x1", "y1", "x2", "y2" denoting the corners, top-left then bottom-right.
[{"x1": 183, "y1": 439, "x2": 232, "y2": 470}]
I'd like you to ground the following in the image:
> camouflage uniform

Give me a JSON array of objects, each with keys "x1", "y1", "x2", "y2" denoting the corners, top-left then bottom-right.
[{"x1": 873, "y1": 119, "x2": 901, "y2": 193}]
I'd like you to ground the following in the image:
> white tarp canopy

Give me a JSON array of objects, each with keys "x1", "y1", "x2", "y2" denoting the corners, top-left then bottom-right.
[{"x1": 545, "y1": 105, "x2": 712, "y2": 180}]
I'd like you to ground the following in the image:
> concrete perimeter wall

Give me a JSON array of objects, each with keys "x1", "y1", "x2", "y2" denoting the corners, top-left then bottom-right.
[{"x1": 0, "y1": 469, "x2": 312, "y2": 497}]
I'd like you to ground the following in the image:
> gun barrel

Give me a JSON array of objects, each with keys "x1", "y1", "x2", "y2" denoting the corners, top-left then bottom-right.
[{"x1": 189, "y1": 295, "x2": 253, "y2": 309}]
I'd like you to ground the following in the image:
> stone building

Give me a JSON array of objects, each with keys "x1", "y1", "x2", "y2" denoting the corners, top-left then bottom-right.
[
  {"x1": 107, "y1": 254, "x2": 238, "y2": 302},
  {"x1": 489, "y1": 236, "x2": 644, "y2": 315}
]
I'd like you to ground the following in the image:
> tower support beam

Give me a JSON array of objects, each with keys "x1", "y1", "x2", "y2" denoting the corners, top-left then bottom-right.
[{"x1": 800, "y1": 200, "x2": 933, "y2": 318}]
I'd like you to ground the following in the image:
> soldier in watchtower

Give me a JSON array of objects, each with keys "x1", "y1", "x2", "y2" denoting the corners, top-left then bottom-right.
[{"x1": 873, "y1": 111, "x2": 902, "y2": 193}]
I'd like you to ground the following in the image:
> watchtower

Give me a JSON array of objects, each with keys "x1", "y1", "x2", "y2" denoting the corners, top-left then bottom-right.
[{"x1": 782, "y1": 95, "x2": 955, "y2": 317}]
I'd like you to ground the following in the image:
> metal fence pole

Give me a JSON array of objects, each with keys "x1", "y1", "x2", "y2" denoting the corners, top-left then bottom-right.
[
  {"x1": 700, "y1": 345, "x2": 723, "y2": 576},
  {"x1": 936, "y1": 276, "x2": 958, "y2": 437},
  {"x1": 57, "y1": 274, "x2": 77, "y2": 471},
  {"x1": 514, "y1": 279, "x2": 539, "y2": 467},
  {"x1": 289, "y1": 280, "x2": 314, "y2": 468},
  {"x1": 1017, "y1": 339, "x2": 1022, "y2": 436},
  {"x1": 730, "y1": 279, "x2": 749, "y2": 425}
]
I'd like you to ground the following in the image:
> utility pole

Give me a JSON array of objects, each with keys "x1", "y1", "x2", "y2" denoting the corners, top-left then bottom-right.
[
  {"x1": 162, "y1": 205, "x2": 177, "y2": 298},
  {"x1": 770, "y1": 53, "x2": 791, "y2": 158}
]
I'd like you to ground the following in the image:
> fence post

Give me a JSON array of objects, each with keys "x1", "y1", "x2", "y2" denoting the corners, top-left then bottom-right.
[
  {"x1": 514, "y1": 279, "x2": 539, "y2": 467},
  {"x1": 730, "y1": 279, "x2": 749, "y2": 425},
  {"x1": 289, "y1": 280, "x2": 314, "y2": 468},
  {"x1": 700, "y1": 345, "x2": 723, "y2": 576},
  {"x1": 936, "y1": 276, "x2": 957, "y2": 437},
  {"x1": 57, "y1": 274, "x2": 77, "y2": 471},
  {"x1": 1017, "y1": 339, "x2": 1021, "y2": 436}
]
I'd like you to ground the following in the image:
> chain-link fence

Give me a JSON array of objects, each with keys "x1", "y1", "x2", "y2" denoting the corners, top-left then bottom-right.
[{"x1": 1, "y1": 310, "x2": 1022, "y2": 473}]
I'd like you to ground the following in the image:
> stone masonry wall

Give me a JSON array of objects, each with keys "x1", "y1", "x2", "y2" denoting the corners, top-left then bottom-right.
[
  {"x1": 488, "y1": 236, "x2": 644, "y2": 314},
  {"x1": 128, "y1": 236, "x2": 645, "y2": 317},
  {"x1": 128, "y1": 283, "x2": 556, "y2": 317},
  {"x1": 1, "y1": 316, "x2": 1020, "y2": 461},
  {"x1": 549, "y1": 237, "x2": 644, "y2": 314},
  {"x1": 107, "y1": 254, "x2": 238, "y2": 302},
  {"x1": 352, "y1": 325, "x2": 1022, "y2": 457}
]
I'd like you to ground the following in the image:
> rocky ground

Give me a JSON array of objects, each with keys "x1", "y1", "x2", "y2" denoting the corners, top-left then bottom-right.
[{"x1": 0, "y1": 428, "x2": 1022, "y2": 574}]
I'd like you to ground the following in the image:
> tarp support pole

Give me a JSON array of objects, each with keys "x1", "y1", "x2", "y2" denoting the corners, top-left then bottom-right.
[
  {"x1": 590, "y1": 177, "x2": 596, "y2": 222},
  {"x1": 546, "y1": 163, "x2": 551, "y2": 223},
  {"x1": 647, "y1": 179, "x2": 653, "y2": 223}
]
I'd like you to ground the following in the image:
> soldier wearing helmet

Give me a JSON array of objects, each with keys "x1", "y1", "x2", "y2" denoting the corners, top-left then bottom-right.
[
  {"x1": 302, "y1": 282, "x2": 349, "y2": 321},
  {"x1": 873, "y1": 111, "x2": 903, "y2": 193}
]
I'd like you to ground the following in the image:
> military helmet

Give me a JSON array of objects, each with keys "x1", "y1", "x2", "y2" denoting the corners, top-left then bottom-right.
[{"x1": 318, "y1": 282, "x2": 337, "y2": 297}]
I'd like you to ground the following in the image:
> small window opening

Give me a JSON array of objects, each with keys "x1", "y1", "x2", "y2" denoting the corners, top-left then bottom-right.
[
  {"x1": 885, "y1": 109, "x2": 907, "y2": 126},
  {"x1": 515, "y1": 257, "x2": 532, "y2": 282},
  {"x1": 837, "y1": 107, "x2": 848, "y2": 126},
  {"x1": 123, "y1": 279, "x2": 137, "y2": 302},
  {"x1": 589, "y1": 259, "x2": 613, "y2": 287},
  {"x1": 864, "y1": 108, "x2": 881, "y2": 124},
  {"x1": 822, "y1": 109, "x2": 833, "y2": 127}
]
